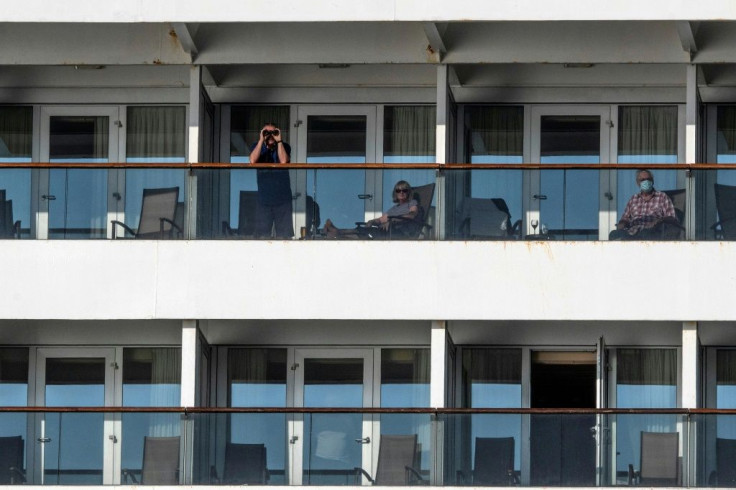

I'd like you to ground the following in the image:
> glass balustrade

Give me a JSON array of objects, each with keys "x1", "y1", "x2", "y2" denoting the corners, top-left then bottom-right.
[
  {"x1": 2, "y1": 164, "x2": 736, "y2": 241},
  {"x1": 0, "y1": 409, "x2": 734, "y2": 486}
]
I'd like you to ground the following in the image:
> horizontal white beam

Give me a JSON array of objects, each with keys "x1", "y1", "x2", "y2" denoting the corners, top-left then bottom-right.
[
  {"x1": 1, "y1": 241, "x2": 735, "y2": 322},
  {"x1": 5, "y1": 0, "x2": 736, "y2": 22}
]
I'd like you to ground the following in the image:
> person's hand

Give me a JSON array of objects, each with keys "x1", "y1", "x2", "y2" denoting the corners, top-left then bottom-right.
[
  {"x1": 272, "y1": 127, "x2": 283, "y2": 143},
  {"x1": 259, "y1": 126, "x2": 268, "y2": 144},
  {"x1": 378, "y1": 214, "x2": 388, "y2": 224},
  {"x1": 616, "y1": 220, "x2": 628, "y2": 230}
]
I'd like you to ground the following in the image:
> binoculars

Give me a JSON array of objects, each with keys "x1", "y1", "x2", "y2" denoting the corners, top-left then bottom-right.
[{"x1": 262, "y1": 129, "x2": 280, "y2": 137}]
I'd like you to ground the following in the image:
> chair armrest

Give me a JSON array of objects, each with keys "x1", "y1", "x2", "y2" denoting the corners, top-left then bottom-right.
[
  {"x1": 121, "y1": 468, "x2": 139, "y2": 484},
  {"x1": 222, "y1": 221, "x2": 236, "y2": 237},
  {"x1": 160, "y1": 217, "x2": 183, "y2": 239},
  {"x1": 8, "y1": 466, "x2": 25, "y2": 484},
  {"x1": 209, "y1": 464, "x2": 220, "y2": 484},
  {"x1": 111, "y1": 220, "x2": 135, "y2": 239},
  {"x1": 628, "y1": 464, "x2": 638, "y2": 485},
  {"x1": 354, "y1": 467, "x2": 374, "y2": 484},
  {"x1": 508, "y1": 469, "x2": 521, "y2": 485},
  {"x1": 406, "y1": 465, "x2": 426, "y2": 485}
]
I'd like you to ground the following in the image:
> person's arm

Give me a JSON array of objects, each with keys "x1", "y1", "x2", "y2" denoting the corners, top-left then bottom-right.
[
  {"x1": 249, "y1": 129, "x2": 266, "y2": 164},
  {"x1": 274, "y1": 131, "x2": 290, "y2": 163},
  {"x1": 617, "y1": 198, "x2": 634, "y2": 229}
]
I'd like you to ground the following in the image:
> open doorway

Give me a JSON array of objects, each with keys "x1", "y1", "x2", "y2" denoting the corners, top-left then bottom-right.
[{"x1": 530, "y1": 351, "x2": 596, "y2": 486}]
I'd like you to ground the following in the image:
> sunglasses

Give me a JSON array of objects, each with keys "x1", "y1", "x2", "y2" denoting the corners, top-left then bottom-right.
[
  {"x1": 395, "y1": 188, "x2": 410, "y2": 194},
  {"x1": 262, "y1": 129, "x2": 280, "y2": 137}
]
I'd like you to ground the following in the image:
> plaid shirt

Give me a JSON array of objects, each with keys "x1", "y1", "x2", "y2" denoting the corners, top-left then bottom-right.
[{"x1": 620, "y1": 189, "x2": 676, "y2": 235}]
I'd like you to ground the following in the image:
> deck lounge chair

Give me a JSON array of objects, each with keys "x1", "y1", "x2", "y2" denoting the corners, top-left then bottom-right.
[
  {"x1": 708, "y1": 437, "x2": 736, "y2": 486},
  {"x1": 123, "y1": 436, "x2": 180, "y2": 485},
  {"x1": 0, "y1": 436, "x2": 25, "y2": 484},
  {"x1": 354, "y1": 434, "x2": 424, "y2": 485},
  {"x1": 459, "y1": 198, "x2": 522, "y2": 239},
  {"x1": 711, "y1": 183, "x2": 736, "y2": 239},
  {"x1": 628, "y1": 432, "x2": 679, "y2": 486},
  {"x1": 112, "y1": 187, "x2": 181, "y2": 239},
  {"x1": 221, "y1": 442, "x2": 269, "y2": 484},
  {"x1": 222, "y1": 190, "x2": 258, "y2": 238}
]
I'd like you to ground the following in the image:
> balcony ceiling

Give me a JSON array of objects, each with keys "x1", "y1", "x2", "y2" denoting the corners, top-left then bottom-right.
[{"x1": 1, "y1": 21, "x2": 736, "y2": 102}]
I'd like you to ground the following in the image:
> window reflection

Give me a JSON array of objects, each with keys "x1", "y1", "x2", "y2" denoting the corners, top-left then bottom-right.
[
  {"x1": 227, "y1": 349, "x2": 286, "y2": 485},
  {"x1": 458, "y1": 349, "x2": 522, "y2": 483},
  {"x1": 466, "y1": 106, "x2": 523, "y2": 226},
  {"x1": 381, "y1": 349, "x2": 430, "y2": 478},
  {"x1": 0, "y1": 107, "x2": 32, "y2": 238},
  {"x1": 121, "y1": 348, "x2": 181, "y2": 484},
  {"x1": 0, "y1": 349, "x2": 28, "y2": 482},
  {"x1": 617, "y1": 106, "x2": 679, "y2": 218},
  {"x1": 615, "y1": 349, "x2": 677, "y2": 483}
]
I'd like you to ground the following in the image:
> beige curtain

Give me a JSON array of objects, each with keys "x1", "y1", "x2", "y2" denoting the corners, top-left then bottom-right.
[
  {"x1": 384, "y1": 106, "x2": 436, "y2": 159},
  {"x1": 0, "y1": 107, "x2": 32, "y2": 159},
  {"x1": 126, "y1": 107, "x2": 186, "y2": 160},
  {"x1": 468, "y1": 106, "x2": 523, "y2": 157},
  {"x1": 618, "y1": 106, "x2": 678, "y2": 157}
]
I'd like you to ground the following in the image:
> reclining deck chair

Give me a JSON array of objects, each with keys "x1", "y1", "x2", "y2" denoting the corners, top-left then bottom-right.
[
  {"x1": 221, "y1": 442, "x2": 269, "y2": 484},
  {"x1": 112, "y1": 187, "x2": 182, "y2": 239},
  {"x1": 123, "y1": 436, "x2": 180, "y2": 485},
  {"x1": 708, "y1": 437, "x2": 736, "y2": 486},
  {"x1": 356, "y1": 183, "x2": 435, "y2": 240},
  {"x1": 628, "y1": 432, "x2": 679, "y2": 486},
  {"x1": 0, "y1": 436, "x2": 25, "y2": 484},
  {"x1": 660, "y1": 188, "x2": 686, "y2": 240},
  {"x1": 711, "y1": 183, "x2": 736, "y2": 239},
  {"x1": 354, "y1": 434, "x2": 424, "y2": 485},
  {"x1": 459, "y1": 198, "x2": 522, "y2": 240},
  {"x1": 222, "y1": 190, "x2": 258, "y2": 238},
  {"x1": 457, "y1": 436, "x2": 518, "y2": 485}
]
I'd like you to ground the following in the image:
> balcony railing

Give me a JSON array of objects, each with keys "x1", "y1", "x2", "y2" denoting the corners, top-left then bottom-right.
[
  {"x1": 1, "y1": 162, "x2": 735, "y2": 241},
  {"x1": 1, "y1": 407, "x2": 736, "y2": 486}
]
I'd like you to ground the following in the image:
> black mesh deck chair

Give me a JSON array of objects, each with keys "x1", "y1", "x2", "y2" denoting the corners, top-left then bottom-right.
[
  {"x1": 661, "y1": 189, "x2": 686, "y2": 239},
  {"x1": 0, "y1": 199, "x2": 20, "y2": 239},
  {"x1": 712, "y1": 183, "x2": 736, "y2": 239},
  {"x1": 123, "y1": 436, "x2": 180, "y2": 484},
  {"x1": 628, "y1": 432, "x2": 679, "y2": 486},
  {"x1": 222, "y1": 190, "x2": 258, "y2": 238},
  {"x1": 112, "y1": 187, "x2": 181, "y2": 239},
  {"x1": 464, "y1": 436, "x2": 518, "y2": 485},
  {"x1": 459, "y1": 198, "x2": 522, "y2": 240},
  {"x1": 709, "y1": 437, "x2": 736, "y2": 486},
  {"x1": 0, "y1": 436, "x2": 25, "y2": 484},
  {"x1": 354, "y1": 434, "x2": 424, "y2": 485},
  {"x1": 222, "y1": 442, "x2": 269, "y2": 484}
]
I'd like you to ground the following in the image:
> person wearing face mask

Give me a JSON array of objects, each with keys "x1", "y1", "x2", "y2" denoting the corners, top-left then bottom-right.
[
  {"x1": 609, "y1": 169, "x2": 677, "y2": 240},
  {"x1": 249, "y1": 123, "x2": 294, "y2": 239}
]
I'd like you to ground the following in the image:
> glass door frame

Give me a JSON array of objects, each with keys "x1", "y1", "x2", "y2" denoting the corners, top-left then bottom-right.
[
  {"x1": 528, "y1": 105, "x2": 613, "y2": 240},
  {"x1": 290, "y1": 348, "x2": 374, "y2": 486},
  {"x1": 34, "y1": 347, "x2": 118, "y2": 485},
  {"x1": 37, "y1": 106, "x2": 121, "y2": 239},
  {"x1": 294, "y1": 105, "x2": 380, "y2": 231}
]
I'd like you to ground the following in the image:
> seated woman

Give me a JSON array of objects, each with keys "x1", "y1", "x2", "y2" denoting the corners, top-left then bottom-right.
[{"x1": 323, "y1": 180, "x2": 421, "y2": 239}]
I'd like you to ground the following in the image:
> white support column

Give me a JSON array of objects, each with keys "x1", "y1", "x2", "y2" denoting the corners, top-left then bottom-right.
[
  {"x1": 685, "y1": 65, "x2": 698, "y2": 240},
  {"x1": 682, "y1": 321, "x2": 699, "y2": 409},
  {"x1": 188, "y1": 66, "x2": 202, "y2": 164},
  {"x1": 685, "y1": 64, "x2": 698, "y2": 165},
  {"x1": 436, "y1": 65, "x2": 448, "y2": 165},
  {"x1": 430, "y1": 320, "x2": 447, "y2": 408},
  {"x1": 188, "y1": 66, "x2": 202, "y2": 238},
  {"x1": 181, "y1": 320, "x2": 199, "y2": 407}
]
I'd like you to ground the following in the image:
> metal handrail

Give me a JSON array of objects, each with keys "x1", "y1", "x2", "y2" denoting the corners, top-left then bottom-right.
[
  {"x1": 2, "y1": 406, "x2": 735, "y2": 414},
  {"x1": 0, "y1": 162, "x2": 735, "y2": 170}
]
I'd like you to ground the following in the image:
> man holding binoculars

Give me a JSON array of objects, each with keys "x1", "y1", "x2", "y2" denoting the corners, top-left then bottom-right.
[{"x1": 248, "y1": 123, "x2": 293, "y2": 238}]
